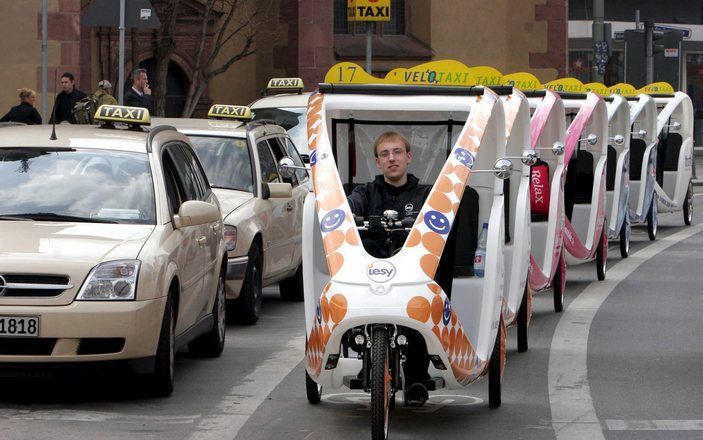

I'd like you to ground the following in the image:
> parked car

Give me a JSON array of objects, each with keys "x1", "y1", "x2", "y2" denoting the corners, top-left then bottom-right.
[
  {"x1": 0, "y1": 105, "x2": 228, "y2": 396},
  {"x1": 153, "y1": 104, "x2": 309, "y2": 325}
]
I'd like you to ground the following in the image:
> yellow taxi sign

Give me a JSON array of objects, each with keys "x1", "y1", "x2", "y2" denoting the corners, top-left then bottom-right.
[
  {"x1": 207, "y1": 104, "x2": 252, "y2": 120},
  {"x1": 94, "y1": 105, "x2": 150, "y2": 125},
  {"x1": 639, "y1": 81, "x2": 675, "y2": 95},
  {"x1": 583, "y1": 82, "x2": 609, "y2": 96},
  {"x1": 544, "y1": 77, "x2": 585, "y2": 94},
  {"x1": 500, "y1": 72, "x2": 544, "y2": 91},
  {"x1": 266, "y1": 77, "x2": 304, "y2": 92},
  {"x1": 608, "y1": 83, "x2": 638, "y2": 97},
  {"x1": 347, "y1": 0, "x2": 391, "y2": 22}
]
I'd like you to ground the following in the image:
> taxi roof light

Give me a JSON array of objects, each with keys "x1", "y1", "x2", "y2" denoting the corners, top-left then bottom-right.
[
  {"x1": 265, "y1": 77, "x2": 304, "y2": 95},
  {"x1": 94, "y1": 104, "x2": 151, "y2": 128},
  {"x1": 208, "y1": 104, "x2": 252, "y2": 121}
]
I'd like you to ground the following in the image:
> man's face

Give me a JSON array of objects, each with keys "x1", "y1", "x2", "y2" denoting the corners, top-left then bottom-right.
[
  {"x1": 60, "y1": 77, "x2": 74, "y2": 93},
  {"x1": 134, "y1": 72, "x2": 148, "y2": 91},
  {"x1": 375, "y1": 138, "x2": 412, "y2": 183}
]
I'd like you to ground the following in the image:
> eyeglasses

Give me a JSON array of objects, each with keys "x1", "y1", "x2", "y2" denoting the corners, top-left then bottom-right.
[{"x1": 377, "y1": 148, "x2": 406, "y2": 159}]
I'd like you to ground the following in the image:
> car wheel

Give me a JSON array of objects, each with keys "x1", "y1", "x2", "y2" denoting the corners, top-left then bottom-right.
[
  {"x1": 189, "y1": 268, "x2": 226, "y2": 357},
  {"x1": 684, "y1": 181, "x2": 693, "y2": 226},
  {"x1": 232, "y1": 243, "x2": 263, "y2": 325},
  {"x1": 279, "y1": 263, "x2": 304, "y2": 301},
  {"x1": 149, "y1": 295, "x2": 175, "y2": 397},
  {"x1": 306, "y1": 369, "x2": 322, "y2": 404}
]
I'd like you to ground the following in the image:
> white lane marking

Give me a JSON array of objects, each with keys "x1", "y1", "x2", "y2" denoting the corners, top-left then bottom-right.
[
  {"x1": 187, "y1": 335, "x2": 304, "y2": 440},
  {"x1": 549, "y1": 224, "x2": 703, "y2": 440},
  {"x1": 0, "y1": 410, "x2": 199, "y2": 424},
  {"x1": 606, "y1": 420, "x2": 703, "y2": 430}
]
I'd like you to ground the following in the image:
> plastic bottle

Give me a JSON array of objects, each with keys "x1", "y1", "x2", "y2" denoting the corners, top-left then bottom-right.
[{"x1": 474, "y1": 222, "x2": 488, "y2": 277}]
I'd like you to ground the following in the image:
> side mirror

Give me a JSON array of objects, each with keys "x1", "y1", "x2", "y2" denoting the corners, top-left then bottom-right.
[
  {"x1": 493, "y1": 159, "x2": 513, "y2": 180},
  {"x1": 580, "y1": 133, "x2": 598, "y2": 146},
  {"x1": 610, "y1": 134, "x2": 625, "y2": 146},
  {"x1": 552, "y1": 141, "x2": 565, "y2": 156},
  {"x1": 670, "y1": 121, "x2": 682, "y2": 131},
  {"x1": 522, "y1": 149, "x2": 538, "y2": 166},
  {"x1": 173, "y1": 200, "x2": 221, "y2": 229},
  {"x1": 266, "y1": 182, "x2": 293, "y2": 199},
  {"x1": 277, "y1": 156, "x2": 309, "y2": 180}
]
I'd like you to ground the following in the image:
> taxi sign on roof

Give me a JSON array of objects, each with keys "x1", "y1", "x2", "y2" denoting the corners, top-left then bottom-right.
[
  {"x1": 267, "y1": 77, "x2": 304, "y2": 91},
  {"x1": 639, "y1": 82, "x2": 675, "y2": 95},
  {"x1": 500, "y1": 72, "x2": 543, "y2": 91},
  {"x1": 94, "y1": 105, "x2": 150, "y2": 125},
  {"x1": 607, "y1": 83, "x2": 638, "y2": 97},
  {"x1": 208, "y1": 104, "x2": 252, "y2": 120},
  {"x1": 544, "y1": 77, "x2": 585, "y2": 94},
  {"x1": 584, "y1": 82, "x2": 609, "y2": 96}
]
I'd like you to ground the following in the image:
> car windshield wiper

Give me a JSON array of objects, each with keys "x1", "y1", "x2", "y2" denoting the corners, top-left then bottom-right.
[{"x1": 4, "y1": 213, "x2": 118, "y2": 223}]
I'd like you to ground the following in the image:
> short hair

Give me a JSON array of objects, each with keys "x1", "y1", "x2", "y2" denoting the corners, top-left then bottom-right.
[
  {"x1": 61, "y1": 72, "x2": 75, "y2": 82},
  {"x1": 373, "y1": 131, "x2": 411, "y2": 157},
  {"x1": 131, "y1": 68, "x2": 147, "y2": 81},
  {"x1": 18, "y1": 88, "x2": 35, "y2": 101}
]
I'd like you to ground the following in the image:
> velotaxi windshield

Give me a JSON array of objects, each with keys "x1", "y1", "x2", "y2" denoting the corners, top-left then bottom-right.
[
  {"x1": 0, "y1": 148, "x2": 156, "y2": 224},
  {"x1": 251, "y1": 107, "x2": 307, "y2": 154}
]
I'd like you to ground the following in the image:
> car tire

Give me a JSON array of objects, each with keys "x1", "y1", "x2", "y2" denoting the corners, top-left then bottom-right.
[
  {"x1": 647, "y1": 195, "x2": 657, "y2": 241},
  {"x1": 684, "y1": 181, "x2": 693, "y2": 226},
  {"x1": 305, "y1": 369, "x2": 322, "y2": 404},
  {"x1": 232, "y1": 243, "x2": 263, "y2": 325},
  {"x1": 189, "y1": 268, "x2": 226, "y2": 357},
  {"x1": 148, "y1": 295, "x2": 175, "y2": 397},
  {"x1": 279, "y1": 263, "x2": 304, "y2": 302},
  {"x1": 596, "y1": 227, "x2": 607, "y2": 281},
  {"x1": 619, "y1": 219, "x2": 630, "y2": 258}
]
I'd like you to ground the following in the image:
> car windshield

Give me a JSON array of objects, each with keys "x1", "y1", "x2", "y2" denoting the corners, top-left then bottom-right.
[
  {"x1": 189, "y1": 136, "x2": 254, "y2": 193},
  {"x1": 0, "y1": 148, "x2": 156, "y2": 224},
  {"x1": 252, "y1": 107, "x2": 307, "y2": 153}
]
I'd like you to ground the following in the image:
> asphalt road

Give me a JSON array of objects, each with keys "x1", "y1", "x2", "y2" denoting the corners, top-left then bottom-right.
[{"x1": 2, "y1": 189, "x2": 703, "y2": 440}]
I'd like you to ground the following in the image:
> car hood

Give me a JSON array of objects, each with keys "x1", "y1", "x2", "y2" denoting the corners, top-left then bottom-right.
[
  {"x1": 213, "y1": 189, "x2": 254, "y2": 218},
  {"x1": 0, "y1": 222, "x2": 154, "y2": 306}
]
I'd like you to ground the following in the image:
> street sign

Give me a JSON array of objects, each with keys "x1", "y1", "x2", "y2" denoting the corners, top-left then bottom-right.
[
  {"x1": 347, "y1": 0, "x2": 392, "y2": 22},
  {"x1": 654, "y1": 24, "x2": 691, "y2": 39},
  {"x1": 83, "y1": 0, "x2": 161, "y2": 28}
]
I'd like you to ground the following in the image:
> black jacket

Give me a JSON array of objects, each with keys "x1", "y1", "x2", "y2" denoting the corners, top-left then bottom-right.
[
  {"x1": 50, "y1": 88, "x2": 87, "y2": 124},
  {"x1": 0, "y1": 102, "x2": 42, "y2": 125},
  {"x1": 124, "y1": 88, "x2": 154, "y2": 114},
  {"x1": 347, "y1": 174, "x2": 431, "y2": 219}
]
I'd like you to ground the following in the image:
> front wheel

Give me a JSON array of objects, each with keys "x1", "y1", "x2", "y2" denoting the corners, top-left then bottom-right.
[
  {"x1": 148, "y1": 295, "x2": 175, "y2": 397},
  {"x1": 279, "y1": 263, "x2": 304, "y2": 301},
  {"x1": 516, "y1": 281, "x2": 530, "y2": 353},
  {"x1": 553, "y1": 252, "x2": 566, "y2": 313},
  {"x1": 305, "y1": 370, "x2": 322, "y2": 404},
  {"x1": 371, "y1": 328, "x2": 391, "y2": 440},
  {"x1": 647, "y1": 195, "x2": 658, "y2": 241},
  {"x1": 596, "y1": 227, "x2": 607, "y2": 281},
  {"x1": 684, "y1": 181, "x2": 693, "y2": 226},
  {"x1": 488, "y1": 319, "x2": 505, "y2": 408},
  {"x1": 619, "y1": 219, "x2": 630, "y2": 258}
]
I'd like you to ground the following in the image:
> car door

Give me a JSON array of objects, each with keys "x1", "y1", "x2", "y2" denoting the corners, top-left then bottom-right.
[
  {"x1": 254, "y1": 138, "x2": 292, "y2": 277},
  {"x1": 162, "y1": 144, "x2": 211, "y2": 333}
]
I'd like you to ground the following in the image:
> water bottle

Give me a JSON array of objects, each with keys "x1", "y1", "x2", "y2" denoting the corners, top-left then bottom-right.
[{"x1": 474, "y1": 222, "x2": 488, "y2": 277}]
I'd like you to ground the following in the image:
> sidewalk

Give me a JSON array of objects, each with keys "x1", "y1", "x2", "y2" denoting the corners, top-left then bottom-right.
[{"x1": 694, "y1": 146, "x2": 703, "y2": 186}]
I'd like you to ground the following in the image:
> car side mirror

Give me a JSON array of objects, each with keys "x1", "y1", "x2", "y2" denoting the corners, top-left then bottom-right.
[{"x1": 173, "y1": 200, "x2": 221, "y2": 229}]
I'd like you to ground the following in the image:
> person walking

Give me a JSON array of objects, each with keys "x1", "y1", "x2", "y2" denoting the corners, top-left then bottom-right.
[
  {"x1": 124, "y1": 68, "x2": 154, "y2": 114},
  {"x1": 0, "y1": 88, "x2": 42, "y2": 125},
  {"x1": 49, "y1": 72, "x2": 87, "y2": 124}
]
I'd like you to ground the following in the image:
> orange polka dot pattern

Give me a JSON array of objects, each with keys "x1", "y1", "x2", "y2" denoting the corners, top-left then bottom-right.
[
  {"x1": 406, "y1": 282, "x2": 481, "y2": 386},
  {"x1": 306, "y1": 282, "x2": 349, "y2": 378}
]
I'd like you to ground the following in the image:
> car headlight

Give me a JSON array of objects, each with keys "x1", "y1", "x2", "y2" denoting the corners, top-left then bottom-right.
[
  {"x1": 76, "y1": 260, "x2": 140, "y2": 300},
  {"x1": 224, "y1": 225, "x2": 237, "y2": 252}
]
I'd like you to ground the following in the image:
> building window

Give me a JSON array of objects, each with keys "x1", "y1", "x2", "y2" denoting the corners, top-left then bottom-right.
[
  {"x1": 568, "y1": 50, "x2": 624, "y2": 85},
  {"x1": 334, "y1": 0, "x2": 405, "y2": 35}
]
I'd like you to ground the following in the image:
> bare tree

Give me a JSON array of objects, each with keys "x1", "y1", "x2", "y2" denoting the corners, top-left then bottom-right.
[
  {"x1": 152, "y1": 0, "x2": 182, "y2": 116},
  {"x1": 181, "y1": 0, "x2": 270, "y2": 117}
]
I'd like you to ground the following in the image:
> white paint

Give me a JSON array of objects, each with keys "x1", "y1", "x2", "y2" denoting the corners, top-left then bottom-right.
[
  {"x1": 606, "y1": 419, "x2": 703, "y2": 430},
  {"x1": 0, "y1": 410, "x2": 199, "y2": 424},
  {"x1": 549, "y1": 224, "x2": 703, "y2": 440},
  {"x1": 187, "y1": 335, "x2": 305, "y2": 440}
]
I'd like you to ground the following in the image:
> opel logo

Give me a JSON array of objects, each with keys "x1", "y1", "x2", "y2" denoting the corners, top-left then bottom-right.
[{"x1": 0, "y1": 275, "x2": 6, "y2": 296}]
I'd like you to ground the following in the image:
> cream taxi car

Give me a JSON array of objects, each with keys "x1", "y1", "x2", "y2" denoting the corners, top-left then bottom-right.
[
  {"x1": 249, "y1": 77, "x2": 312, "y2": 156},
  {"x1": 154, "y1": 105, "x2": 309, "y2": 325},
  {"x1": 0, "y1": 105, "x2": 227, "y2": 396}
]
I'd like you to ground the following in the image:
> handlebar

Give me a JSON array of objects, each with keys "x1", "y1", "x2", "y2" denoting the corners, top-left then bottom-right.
[{"x1": 354, "y1": 213, "x2": 414, "y2": 232}]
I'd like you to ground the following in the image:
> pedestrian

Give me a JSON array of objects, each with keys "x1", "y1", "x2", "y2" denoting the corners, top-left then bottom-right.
[
  {"x1": 91, "y1": 79, "x2": 118, "y2": 117},
  {"x1": 49, "y1": 72, "x2": 87, "y2": 124},
  {"x1": 0, "y1": 88, "x2": 42, "y2": 125},
  {"x1": 125, "y1": 68, "x2": 154, "y2": 114}
]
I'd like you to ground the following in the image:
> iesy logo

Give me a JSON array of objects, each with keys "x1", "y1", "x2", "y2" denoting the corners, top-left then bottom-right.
[{"x1": 366, "y1": 261, "x2": 396, "y2": 283}]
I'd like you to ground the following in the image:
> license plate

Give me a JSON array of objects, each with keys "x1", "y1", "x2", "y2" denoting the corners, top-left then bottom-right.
[{"x1": 0, "y1": 316, "x2": 39, "y2": 337}]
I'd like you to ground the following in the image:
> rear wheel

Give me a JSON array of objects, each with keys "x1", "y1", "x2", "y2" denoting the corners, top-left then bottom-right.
[
  {"x1": 647, "y1": 195, "x2": 658, "y2": 241},
  {"x1": 371, "y1": 328, "x2": 391, "y2": 440},
  {"x1": 305, "y1": 370, "x2": 322, "y2": 404},
  {"x1": 684, "y1": 181, "x2": 693, "y2": 226},
  {"x1": 488, "y1": 319, "x2": 504, "y2": 408},
  {"x1": 516, "y1": 281, "x2": 530, "y2": 353},
  {"x1": 232, "y1": 243, "x2": 262, "y2": 325},
  {"x1": 553, "y1": 252, "x2": 566, "y2": 313},
  {"x1": 189, "y1": 269, "x2": 226, "y2": 357},
  {"x1": 619, "y1": 219, "x2": 630, "y2": 258},
  {"x1": 279, "y1": 263, "x2": 304, "y2": 301},
  {"x1": 596, "y1": 227, "x2": 607, "y2": 281}
]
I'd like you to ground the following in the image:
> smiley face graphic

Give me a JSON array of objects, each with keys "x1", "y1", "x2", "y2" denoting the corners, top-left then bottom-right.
[
  {"x1": 424, "y1": 210, "x2": 451, "y2": 235},
  {"x1": 454, "y1": 147, "x2": 475, "y2": 168},
  {"x1": 310, "y1": 149, "x2": 318, "y2": 166},
  {"x1": 442, "y1": 299, "x2": 452, "y2": 325},
  {"x1": 320, "y1": 209, "x2": 345, "y2": 233}
]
